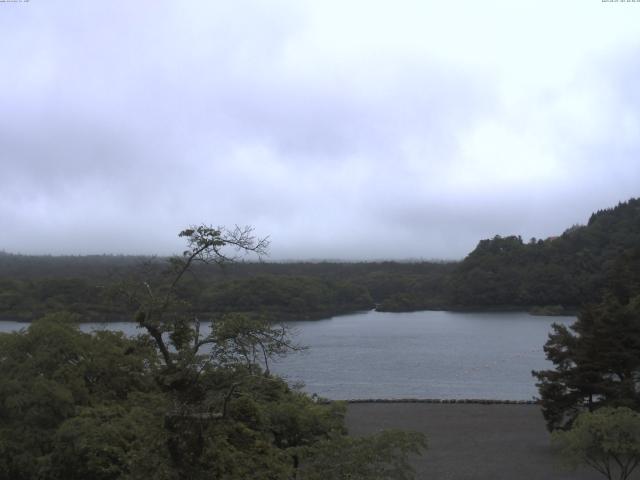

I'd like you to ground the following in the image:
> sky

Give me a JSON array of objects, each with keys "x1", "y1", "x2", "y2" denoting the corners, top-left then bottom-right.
[{"x1": 1, "y1": 0, "x2": 639, "y2": 260}]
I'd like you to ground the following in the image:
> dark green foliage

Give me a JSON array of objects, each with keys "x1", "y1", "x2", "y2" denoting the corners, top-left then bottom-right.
[
  {"x1": 552, "y1": 407, "x2": 640, "y2": 480},
  {"x1": 2, "y1": 198, "x2": 638, "y2": 318},
  {"x1": 199, "y1": 275, "x2": 374, "y2": 319},
  {"x1": 0, "y1": 258, "x2": 453, "y2": 321},
  {"x1": 295, "y1": 429, "x2": 427, "y2": 480},
  {"x1": 0, "y1": 316, "x2": 425, "y2": 479},
  {"x1": 0, "y1": 226, "x2": 426, "y2": 479},
  {"x1": 533, "y1": 248, "x2": 640, "y2": 431},
  {"x1": 0, "y1": 313, "x2": 165, "y2": 480},
  {"x1": 48, "y1": 402, "x2": 170, "y2": 480},
  {"x1": 450, "y1": 198, "x2": 640, "y2": 309}
]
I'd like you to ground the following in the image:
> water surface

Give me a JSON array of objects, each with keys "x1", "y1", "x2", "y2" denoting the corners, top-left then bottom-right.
[
  {"x1": 0, "y1": 310, "x2": 574, "y2": 400},
  {"x1": 272, "y1": 310, "x2": 575, "y2": 400}
]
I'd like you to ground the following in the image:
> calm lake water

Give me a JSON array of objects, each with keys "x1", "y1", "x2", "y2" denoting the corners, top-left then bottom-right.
[{"x1": 0, "y1": 310, "x2": 575, "y2": 401}]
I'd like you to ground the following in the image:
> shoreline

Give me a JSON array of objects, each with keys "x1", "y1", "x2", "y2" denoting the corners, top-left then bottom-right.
[
  {"x1": 337, "y1": 398, "x2": 538, "y2": 404},
  {"x1": 0, "y1": 305, "x2": 577, "y2": 324}
]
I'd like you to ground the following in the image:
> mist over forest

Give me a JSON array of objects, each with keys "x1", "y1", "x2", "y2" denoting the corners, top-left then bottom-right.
[{"x1": 1, "y1": 197, "x2": 638, "y2": 322}]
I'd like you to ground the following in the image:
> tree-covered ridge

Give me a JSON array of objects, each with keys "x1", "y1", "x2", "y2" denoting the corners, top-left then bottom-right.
[
  {"x1": 0, "y1": 197, "x2": 638, "y2": 318},
  {"x1": 197, "y1": 276, "x2": 373, "y2": 320},
  {"x1": 449, "y1": 197, "x2": 640, "y2": 309},
  {"x1": 0, "y1": 258, "x2": 455, "y2": 321}
]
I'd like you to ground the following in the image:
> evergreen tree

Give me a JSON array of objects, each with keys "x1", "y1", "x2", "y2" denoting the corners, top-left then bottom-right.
[{"x1": 534, "y1": 285, "x2": 640, "y2": 430}]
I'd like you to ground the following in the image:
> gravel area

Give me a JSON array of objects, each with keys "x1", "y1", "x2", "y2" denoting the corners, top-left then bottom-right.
[{"x1": 345, "y1": 402, "x2": 604, "y2": 480}]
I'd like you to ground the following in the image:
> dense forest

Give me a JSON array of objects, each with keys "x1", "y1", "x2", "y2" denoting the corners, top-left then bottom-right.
[
  {"x1": 0, "y1": 197, "x2": 638, "y2": 321},
  {"x1": 0, "y1": 227, "x2": 425, "y2": 479},
  {"x1": 0, "y1": 255, "x2": 455, "y2": 321},
  {"x1": 448, "y1": 198, "x2": 640, "y2": 311}
]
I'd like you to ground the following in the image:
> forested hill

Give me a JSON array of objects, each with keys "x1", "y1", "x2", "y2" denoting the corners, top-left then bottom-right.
[
  {"x1": 447, "y1": 197, "x2": 640, "y2": 310},
  {"x1": 0, "y1": 198, "x2": 638, "y2": 320},
  {"x1": 0, "y1": 253, "x2": 454, "y2": 321}
]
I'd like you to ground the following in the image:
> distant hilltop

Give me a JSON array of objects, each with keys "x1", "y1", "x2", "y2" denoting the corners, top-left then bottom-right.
[{"x1": 446, "y1": 197, "x2": 640, "y2": 310}]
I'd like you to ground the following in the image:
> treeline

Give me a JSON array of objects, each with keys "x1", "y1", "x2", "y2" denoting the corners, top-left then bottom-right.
[
  {"x1": 0, "y1": 253, "x2": 455, "y2": 321},
  {"x1": 448, "y1": 198, "x2": 640, "y2": 311},
  {"x1": 1, "y1": 197, "x2": 638, "y2": 320}
]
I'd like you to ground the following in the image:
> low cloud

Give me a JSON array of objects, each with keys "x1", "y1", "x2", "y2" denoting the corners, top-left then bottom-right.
[{"x1": 1, "y1": 1, "x2": 639, "y2": 259}]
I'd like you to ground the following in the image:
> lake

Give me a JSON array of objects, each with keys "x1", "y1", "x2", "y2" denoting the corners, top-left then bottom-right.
[{"x1": 0, "y1": 310, "x2": 574, "y2": 401}]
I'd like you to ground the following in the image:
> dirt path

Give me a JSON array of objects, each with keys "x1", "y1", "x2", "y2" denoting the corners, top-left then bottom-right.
[{"x1": 345, "y1": 403, "x2": 604, "y2": 480}]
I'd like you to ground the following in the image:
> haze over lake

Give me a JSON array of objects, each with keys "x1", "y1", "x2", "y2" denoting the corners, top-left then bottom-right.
[{"x1": 0, "y1": 310, "x2": 573, "y2": 400}]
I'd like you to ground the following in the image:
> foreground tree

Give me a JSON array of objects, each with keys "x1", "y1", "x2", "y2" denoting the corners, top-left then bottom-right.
[
  {"x1": 0, "y1": 225, "x2": 426, "y2": 479},
  {"x1": 294, "y1": 430, "x2": 426, "y2": 480},
  {"x1": 533, "y1": 248, "x2": 640, "y2": 430},
  {"x1": 553, "y1": 407, "x2": 640, "y2": 480},
  {"x1": 533, "y1": 292, "x2": 640, "y2": 431},
  {"x1": 0, "y1": 313, "x2": 167, "y2": 480}
]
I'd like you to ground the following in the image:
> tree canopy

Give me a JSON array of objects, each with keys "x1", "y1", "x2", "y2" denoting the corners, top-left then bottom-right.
[
  {"x1": 533, "y1": 247, "x2": 640, "y2": 431},
  {"x1": 0, "y1": 225, "x2": 426, "y2": 479},
  {"x1": 552, "y1": 407, "x2": 640, "y2": 480},
  {"x1": 449, "y1": 198, "x2": 640, "y2": 310}
]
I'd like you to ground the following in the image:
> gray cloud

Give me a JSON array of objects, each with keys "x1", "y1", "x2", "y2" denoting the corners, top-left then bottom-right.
[{"x1": 1, "y1": 1, "x2": 639, "y2": 259}]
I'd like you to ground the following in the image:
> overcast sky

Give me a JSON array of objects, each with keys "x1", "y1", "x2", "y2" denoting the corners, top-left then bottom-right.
[{"x1": 1, "y1": 1, "x2": 639, "y2": 260}]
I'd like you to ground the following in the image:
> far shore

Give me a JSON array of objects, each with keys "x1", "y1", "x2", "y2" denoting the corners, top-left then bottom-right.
[{"x1": 0, "y1": 305, "x2": 578, "y2": 324}]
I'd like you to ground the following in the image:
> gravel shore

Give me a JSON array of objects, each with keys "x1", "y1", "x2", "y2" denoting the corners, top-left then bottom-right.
[{"x1": 345, "y1": 402, "x2": 603, "y2": 480}]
